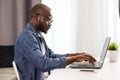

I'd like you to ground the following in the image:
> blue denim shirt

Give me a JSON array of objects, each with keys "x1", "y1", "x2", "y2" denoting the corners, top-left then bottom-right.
[{"x1": 14, "y1": 23, "x2": 67, "y2": 80}]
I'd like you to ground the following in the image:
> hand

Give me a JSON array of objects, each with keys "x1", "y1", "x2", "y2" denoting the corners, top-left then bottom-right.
[
  {"x1": 67, "y1": 52, "x2": 86, "y2": 57},
  {"x1": 74, "y1": 54, "x2": 96, "y2": 64}
]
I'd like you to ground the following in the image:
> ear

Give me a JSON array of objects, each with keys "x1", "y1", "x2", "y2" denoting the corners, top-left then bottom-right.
[{"x1": 34, "y1": 15, "x2": 39, "y2": 22}]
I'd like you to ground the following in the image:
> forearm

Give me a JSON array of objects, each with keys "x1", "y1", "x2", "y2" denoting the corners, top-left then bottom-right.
[{"x1": 66, "y1": 56, "x2": 76, "y2": 65}]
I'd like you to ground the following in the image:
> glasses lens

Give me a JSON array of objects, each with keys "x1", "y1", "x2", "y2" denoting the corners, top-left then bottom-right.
[
  {"x1": 36, "y1": 14, "x2": 53, "y2": 23},
  {"x1": 49, "y1": 19, "x2": 53, "y2": 23}
]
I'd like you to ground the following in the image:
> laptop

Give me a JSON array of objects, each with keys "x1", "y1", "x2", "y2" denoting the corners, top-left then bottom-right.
[{"x1": 70, "y1": 37, "x2": 111, "y2": 69}]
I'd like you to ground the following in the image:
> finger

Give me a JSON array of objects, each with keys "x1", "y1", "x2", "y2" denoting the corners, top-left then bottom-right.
[
  {"x1": 84, "y1": 56, "x2": 95, "y2": 65},
  {"x1": 89, "y1": 60, "x2": 95, "y2": 65},
  {"x1": 85, "y1": 54, "x2": 96, "y2": 62},
  {"x1": 88, "y1": 56, "x2": 96, "y2": 62},
  {"x1": 84, "y1": 57, "x2": 90, "y2": 62},
  {"x1": 85, "y1": 57, "x2": 94, "y2": 64},
  {"x1": 93, "y1": 58, "x2": 97, "y2": 62},
  {"x1": 90, "y1": 59, "x2": 95, "y2": 65},
  {"x1": 84, "y1": 59, "x2": 88, "y2": 61},
  {"x1": 90, "y1": 56, "x2": 96, "y2": 62}
]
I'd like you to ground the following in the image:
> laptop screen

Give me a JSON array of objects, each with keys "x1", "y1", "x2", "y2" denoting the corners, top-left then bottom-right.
[{"x1": 99, "y1": 37, "x2": 111, "y2": 66}]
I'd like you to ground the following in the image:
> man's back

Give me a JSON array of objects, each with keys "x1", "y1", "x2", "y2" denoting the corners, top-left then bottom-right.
[
  {"x1": 14, "y1": 23, "x2": 67, "y2": 80},
  {"x1": 14, "y1": 23, "x2": 44, "y2": 80}
]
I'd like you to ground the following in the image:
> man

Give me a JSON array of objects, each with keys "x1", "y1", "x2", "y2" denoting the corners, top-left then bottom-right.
[{"x1": 14, "y1": 3, "x2": 96, "y2": 80}]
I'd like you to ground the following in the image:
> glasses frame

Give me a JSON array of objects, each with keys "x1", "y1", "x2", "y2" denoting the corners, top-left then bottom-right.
[{"x1": 36, "y1": 14, "x2": 53, "y2": 24}]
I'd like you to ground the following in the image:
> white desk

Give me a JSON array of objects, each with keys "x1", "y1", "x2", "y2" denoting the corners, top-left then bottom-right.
[{"x1": 47, "y1": 59, "x2": 120, "y2": 80}]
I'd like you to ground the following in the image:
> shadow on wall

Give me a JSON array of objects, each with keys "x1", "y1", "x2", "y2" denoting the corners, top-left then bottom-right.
[{"x1": 0, "y1": 45, "x2": 14, "y2": 68}]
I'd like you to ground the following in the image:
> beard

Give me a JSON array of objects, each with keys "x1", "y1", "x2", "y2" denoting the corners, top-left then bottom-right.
[{"x1": 36, "y1": 20, "x2": 49, "y2": 34}]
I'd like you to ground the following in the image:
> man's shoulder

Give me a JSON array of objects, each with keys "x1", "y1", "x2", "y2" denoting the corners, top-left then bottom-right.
[
  {"x1": 19, "y1": 29, "x2": 37, "y2": 41},
  {"x1": 23, "y1": 23, "x2": 38, "y2": 37},
  {"x1": 15, "y1": 23, "x2": 38, "y2": 43}
]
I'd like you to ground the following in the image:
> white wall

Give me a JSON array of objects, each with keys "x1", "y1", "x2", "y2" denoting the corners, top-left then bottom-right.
[
  {"x1": 107, "y1": 0, "x2": 120, "y2": 46},
  {"x1": 75, "y1": 0, "x2": 108, "y2": 57},
  {"x1": 42, "y1": 0, "x2": 112, "y2": 57},
  {"x1": 43, "y1": 0, "x2": 77, "y2": 54}
]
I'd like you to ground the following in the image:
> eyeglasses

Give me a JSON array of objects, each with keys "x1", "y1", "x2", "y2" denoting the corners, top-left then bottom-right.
[{"x1": 36, "y1": 14, "x2": 53, "y2": 24}]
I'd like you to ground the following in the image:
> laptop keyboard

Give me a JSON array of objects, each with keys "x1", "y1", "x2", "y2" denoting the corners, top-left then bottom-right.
[{"x1": 70, "y1": 61, "x2": 100, "y2": 68}]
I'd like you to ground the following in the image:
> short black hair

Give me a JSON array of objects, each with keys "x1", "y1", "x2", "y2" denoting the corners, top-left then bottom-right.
[{"x1": 29, "y1": 3, "x2": 51, "y2": 20}]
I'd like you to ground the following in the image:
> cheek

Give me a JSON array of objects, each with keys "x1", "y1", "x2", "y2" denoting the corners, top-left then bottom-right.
[
  {"x1": 40, "y1": 18, "x2": 47, "y2": 26},
  {"x1": 43, "y1": 21, "x2": 49, "y2": 28},
  {"x1": 38, "y1": 19, "x2": 45, "y2": 27}
]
